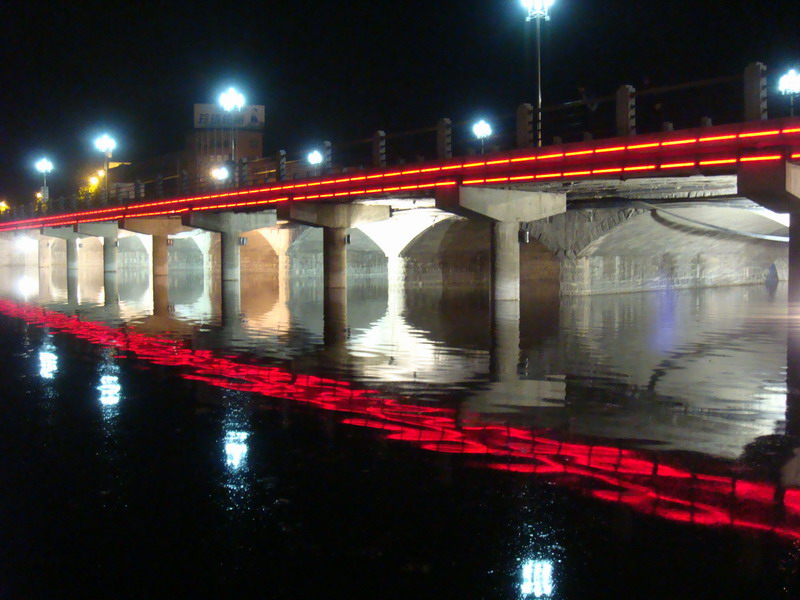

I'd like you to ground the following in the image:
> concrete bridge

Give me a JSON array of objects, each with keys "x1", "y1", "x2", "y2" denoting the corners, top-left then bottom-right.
[{"x1": 1, "y1": 115, "x2": 799, "y2": 308}]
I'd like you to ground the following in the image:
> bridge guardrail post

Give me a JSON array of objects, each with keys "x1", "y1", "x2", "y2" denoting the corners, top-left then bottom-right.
[
  {"x1": 616, "y1": 84, "x2": 636, "y2": 137},
  {"x1": 437, "y1": 118, "x2": 452, "y2": 159},
  {"x1": 373, "y1": 130, "x2": 386, "y2": 168},
  {"x1": 323, "y1": 141, "x2": 332, "y2": 174},
  {"x1": 516, "y1": 104, "x2": 534, "y2": 148},
  {"x1": 276, "y1": 150, "x2": 287, "y2": 181},
  {"x1": 744, "y1": 61, "x2": 768, "y2": 121}
]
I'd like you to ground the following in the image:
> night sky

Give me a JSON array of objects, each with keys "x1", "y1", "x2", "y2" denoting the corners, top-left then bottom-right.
[{"x1": 1, "y1": 0, "x2": 799, "y2": 202}]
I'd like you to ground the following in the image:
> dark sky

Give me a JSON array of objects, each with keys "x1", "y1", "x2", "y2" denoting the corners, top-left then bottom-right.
[{"x1": 1, "y1": 0, "x2": 799, "y2": 202}]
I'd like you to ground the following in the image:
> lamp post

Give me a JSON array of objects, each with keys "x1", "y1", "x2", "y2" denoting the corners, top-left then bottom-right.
[
  {"x1": 308, "y1": 149, "x2": 323, "y2": 175},
  {"x1": 522, "y1": 0, "x2": 556, "y2": 147},
  {"x1": 472, "y1": 119, "x2": 493, "y2": 154},
  {"x1": 780, "y1": 69, "x2": 800, "y2": 117},
  {"x1": 219, "y1": 87, "x2": 245, "y2": 163},
  {"x1": 94, "y1": 134, "x2": 116, "y2": 203},
  {"x1": 35, "y1": 157, "x2": 53, "y2": 210}
]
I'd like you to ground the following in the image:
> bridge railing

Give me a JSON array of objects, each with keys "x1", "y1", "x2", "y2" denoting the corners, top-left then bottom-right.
[{"x1": 2, "y1": 62, "x2": 785, "y2": 223}]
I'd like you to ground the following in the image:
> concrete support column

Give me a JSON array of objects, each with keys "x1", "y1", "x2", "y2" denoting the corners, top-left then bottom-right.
[
  {"x1": 153, "y1": 275, "x2": 169, "y2": 318},
  {"x1": 490, "y1": 299, "x2": 521, "y2": 382},
  {"x1": 221, "y1": 279, "x2": 242, "y2": 328},
  {"x1": 323, "y1": 226, "x2": 348, "y2": 290},
  {"x1": 66, "y1": 270, "x2": 78, "y2": 306},
  {"x1": 66, "y1": 238, "x2": 78, "y2": 271},
  {"x1": 323, "y1": 285, "x2": 348, "y2": 346},
  {"x1": 103, "y1": 236, "x2": 118, "y2": 273},
  {"x1": 152, "y1": 235, "x2": 169, "y2": 278},
  {"x1": 787, "y1": 322, "x2": 800, "y2": 438},
  {"x1": 220, "y1": 231, "x2": 241, "y2": 282},
  {"x1": 791, "y1": 214, "x2": 800, "y2": 305},
  {"x1": 491, "y1": 221, "x2": 521, "y2": 303},
  {"x1": 104, "y1": 272, "x2": 118, "y2": 307}
]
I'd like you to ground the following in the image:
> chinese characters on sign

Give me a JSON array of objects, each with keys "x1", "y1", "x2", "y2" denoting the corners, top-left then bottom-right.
[{"x1": 193, "y1": 104, "x2": 265, "y2": 130}]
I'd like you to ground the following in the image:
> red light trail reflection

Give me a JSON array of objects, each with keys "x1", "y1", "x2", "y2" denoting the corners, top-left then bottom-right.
[{"x1": 3, "y1": 299, "x2": 800, "y2": 541}]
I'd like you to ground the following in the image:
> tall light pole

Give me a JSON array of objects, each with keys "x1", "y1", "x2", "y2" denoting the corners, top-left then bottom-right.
[
  {"x1": 472, "y1": 119, "x2": 493, "y2": 154},
  {"x1": 94, "y1": 134, "x2": 116, "y2": 203},
  {"x1": 522, "y1": 0, "x2": 556, "y2": 147},
  {"x1": 35, "y1": 158, "x2": 53, "y2": 210},
  {"x1": 219, "y1": 87, "x2": 245, "y2": 163},
  {"x1": 780, "y1": 69, "x2": 800, "y2": 117}
]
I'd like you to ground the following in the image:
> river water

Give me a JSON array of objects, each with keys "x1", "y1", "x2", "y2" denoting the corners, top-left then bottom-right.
[{"x1": 1, "y1": 265, "x2": 799, "y2": 599}]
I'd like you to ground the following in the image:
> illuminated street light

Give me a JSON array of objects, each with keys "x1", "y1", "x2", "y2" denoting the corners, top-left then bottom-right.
[
  {"x1": 307, "y1": 150, "x2": 323, "y2": 166},
  {"x1": 219, "y1": 87, "x2": 245, "y2": 162},
  {"x1": 94, "y1": 134, "x2": 116, "y2": 203},
  {"x1": 211, "y1": 166, "x2": 230, "y2": 181},
  {"x1": 0, "y1": 200, "x2": 8, "y2": 215},
  {"x1": 35, "y1": 157, "x2": 53, "y2": 208},
  {"x1": 780, "y1": 69, "x2": 800, "y2": 117},
  {"x1": 521, "y1": 0, "x2": 557, "y2": 147},
  {"x1": 472, "y1": 119, "x2": 493, "y2": 154}
]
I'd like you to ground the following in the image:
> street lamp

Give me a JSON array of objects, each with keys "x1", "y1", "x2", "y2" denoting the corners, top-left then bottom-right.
[
  {"x1": 521, "y1": 0, "x2": 556, "y2": 147},
  {"x1": 211, "y1": 166, "x2": 230, "y2": 183},
  {"x1": 472, "y1": 119, "x2": 493, "y2": 154},
  {"x1": 780, "y1": 69, "x2": 800, "y2": 117},
  {"x1": 35, "y1": 157, "x2": 53, "y2": 207},
  {"x1": 94, "y1": 134, "x2": 116, "y2": 203},
  {"x1": 219, "y1": 87, "x2": 245, "y2": 162}
]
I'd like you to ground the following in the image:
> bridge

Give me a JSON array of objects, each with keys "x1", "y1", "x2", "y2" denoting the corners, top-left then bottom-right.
[{"x1": 2, "y1": 63, "x2": 800, "y2": 321}]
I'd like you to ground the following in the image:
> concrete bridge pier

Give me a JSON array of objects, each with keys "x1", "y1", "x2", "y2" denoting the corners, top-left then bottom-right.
[
  {"x1": 41, "y1": 226, "x2": 89, "y2": 272},
  {"x1": 221, "y1": 279, "x2": 242, "y2": 329},
  {"x1": 183, "y1": 211, "x2": 277, "y2": 282},
  {"x1": 120, "y1": 217, "x2": 193, "y2": 279},
  {"x1": 739, "y1": 159, "x2": 800, "y2": 432},
  {"x1": 75, "y1": 223, "x2": 119, "y2": 274},
  {"x1": 435, "y1": 186, "x2": 566, "y2": 302},
  {"x1": 104, "y1": 272, "x2": 118, "y2": 306},
  {"x1": 490, "y1": 298, "x2": 521, "y2": 381},
  {"x1": 277, "y1": 202, "x2": 391, "y2": 345}
]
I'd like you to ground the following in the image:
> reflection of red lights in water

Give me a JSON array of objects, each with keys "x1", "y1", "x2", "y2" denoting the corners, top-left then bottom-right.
[{"x1": 4, "y1": 299, "x2": 800, "y2": 540}]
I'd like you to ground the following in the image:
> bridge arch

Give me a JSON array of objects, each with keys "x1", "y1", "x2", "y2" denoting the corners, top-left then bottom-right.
[
  {"x1": 553, "y1": 205, "x2": 788, "y2": 294},
  {"x1": 400, "y1": 216, "x2": 559, "y2": 291}
]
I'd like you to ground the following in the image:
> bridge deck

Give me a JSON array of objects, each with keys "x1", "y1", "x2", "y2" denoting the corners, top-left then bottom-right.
[{"x1": 2, "y1": 118, "x2": 799, "y2": 233}]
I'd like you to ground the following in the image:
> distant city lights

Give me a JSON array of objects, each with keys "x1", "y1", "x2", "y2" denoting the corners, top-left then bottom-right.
[{"x1": 521, "y1": 559, "x2": 554, "y2": 597}]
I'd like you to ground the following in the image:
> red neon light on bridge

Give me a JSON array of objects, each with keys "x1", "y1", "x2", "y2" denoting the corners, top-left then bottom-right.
[{"x1": 1, "y1": 119, "x2": 799, "y2": 233}]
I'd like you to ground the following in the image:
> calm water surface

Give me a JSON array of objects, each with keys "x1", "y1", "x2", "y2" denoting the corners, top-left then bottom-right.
[{"x1": 1, "y1": 265, "x2": 799, "y2": 599}]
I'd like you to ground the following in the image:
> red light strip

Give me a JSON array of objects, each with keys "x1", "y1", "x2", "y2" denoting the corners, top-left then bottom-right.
[
  {"x1": 3, "y1": 120, "x2": 800, "y2": 232},
  {"x1": 2, "y1": 299, "x2": 799, "y2": 541}
]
